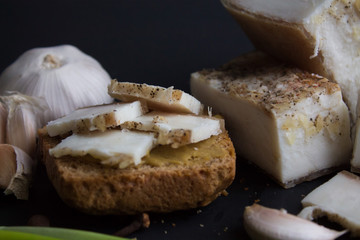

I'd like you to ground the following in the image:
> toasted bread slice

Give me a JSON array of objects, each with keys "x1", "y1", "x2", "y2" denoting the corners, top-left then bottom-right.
[
  {"x1": 191, "y1": 51, "x2": 352, "y2": 188},
  {"x1": 38, "y1": 128, "x2": 236, "y2": 215}
]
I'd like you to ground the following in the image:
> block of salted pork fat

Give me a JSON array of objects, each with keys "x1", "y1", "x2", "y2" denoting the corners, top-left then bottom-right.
[
  {"x1": 220, "y1": 0, "x2": 360, "y2": 124},
  {"x1": 191, "y1": 51, "x2": 352, "y2": 188}
]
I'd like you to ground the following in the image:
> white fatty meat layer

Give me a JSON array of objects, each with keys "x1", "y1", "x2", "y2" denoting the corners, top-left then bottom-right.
[
  {"x1": 46, "y1": 101, "x2": 146, "y2": 136},
  {"x1": 191, "y1": 72, "x2": 352, "y2": 187},
  {"x1": 49, "y1": 129, "x2": 156, "y2": 168},
  {"x1": 122, "y1": 111, "x2": 222, "y2": 147},
  {"x1": 108, "y1": 80, "x2": 203, "y2": 115}
]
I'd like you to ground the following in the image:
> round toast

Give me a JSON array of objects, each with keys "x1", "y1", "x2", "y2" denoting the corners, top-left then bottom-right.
[{"x1": 37, "y1": 128, "x2": 236, "y2": 215}]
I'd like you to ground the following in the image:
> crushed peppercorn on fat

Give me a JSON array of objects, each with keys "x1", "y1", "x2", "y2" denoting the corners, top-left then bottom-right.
[
  {"x1": 191, "y1": 51, "x2": 352, "y2": 188},
  {"x1": 108, "y1": 80, "x2": 203, "y2": 115}
]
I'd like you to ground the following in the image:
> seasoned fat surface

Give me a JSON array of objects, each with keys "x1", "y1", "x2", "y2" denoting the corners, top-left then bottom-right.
[
  {"x1": 108, "y1": 80, "x2": 203, "y2": 115},
  {"x1": 191, "y1": 52, "x2": 352, "y2": 187},
  {"x1": 196, "y1": 52, "x2": 340, "y2": 114}
]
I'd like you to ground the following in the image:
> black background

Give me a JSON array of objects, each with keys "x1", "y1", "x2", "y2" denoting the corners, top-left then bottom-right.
[
  {"x1": 0, "y1": 0, "x2": 253, "y2": 91},
  {"x1": 0, "y1": 1, "x2": 350, "y2": 240}
]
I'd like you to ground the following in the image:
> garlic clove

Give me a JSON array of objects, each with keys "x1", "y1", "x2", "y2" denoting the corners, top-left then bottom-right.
[
  {"x1": 0, "y1": 144, "x2": 16, "y2": 189},
  {"x1": 1, "y1": 92, "x2": 50, "y2": 157},
  {"x1": 6, "y1": 102, "x2": 38, "y2": 158},
  {"x1": 0, "y1": 144, "x2": 35, "y2": 200},
  {"x1": 244, "y1": 204, "x2": 347, "y2": 240},
  {"x1": 0, "y1": 45, "x2": 114, "y2": 120},
  {"x1": 0, "y1": 102, "x2": 7, "y2": 144}
]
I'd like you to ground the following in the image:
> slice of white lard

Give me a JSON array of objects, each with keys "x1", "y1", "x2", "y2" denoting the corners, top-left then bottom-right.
[
  {"x1": 46, "y1": 101, "x2": 147, "y2": 137},
  {"x1": 299, "y1": 171, "x2": 360, "y2": 237},
  {"x1": 49, "y1": 129, "x2": 156, "y2": 168},
  {"x1": 108, "y1": 79, "x2": 203, "y2": 115},
  {"x1": 190, "y1": 51, "x2": 352, "y2": 188},
  {"x1": 121, "y1": 111, "x2": 222, "y2": 148}
]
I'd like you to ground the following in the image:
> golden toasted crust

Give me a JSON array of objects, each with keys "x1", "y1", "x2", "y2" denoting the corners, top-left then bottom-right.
[{"x1": 38, "y1": 128, "x2": 236, "y2": 215}]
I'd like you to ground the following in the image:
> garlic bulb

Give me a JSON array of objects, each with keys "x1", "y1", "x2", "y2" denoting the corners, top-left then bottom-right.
[
  {"x1": 0, "y1": 45, "x2": 114, "y2": 120},
  {"x1": 0, "y1": 92, "x2": 50, "y2": 157},
  {"x1": 0, "y1": 144, "x2": 35, "y2": 200}
]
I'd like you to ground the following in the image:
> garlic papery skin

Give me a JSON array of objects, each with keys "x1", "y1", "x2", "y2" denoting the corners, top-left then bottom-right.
[
  {"x1": 244, "y1": 204, "x2": 347, "y2": 240},
  {"x1": 0, "y1": 144, "x2": 35, "y2": 200},
  {"x1": 0, "y1": 45, "x2": 114, "y2": 120},
  {"x1": 0, "y1": 92, "x2": 50, "y2": 157},
  {"x1": 0, "y1": 102, "x2": 7, "y2": 144}
]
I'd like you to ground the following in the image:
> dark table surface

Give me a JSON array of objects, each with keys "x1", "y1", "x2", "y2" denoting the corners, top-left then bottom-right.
[{"x1": 0, "y1": 1, "x2": 354, "y2": 239}]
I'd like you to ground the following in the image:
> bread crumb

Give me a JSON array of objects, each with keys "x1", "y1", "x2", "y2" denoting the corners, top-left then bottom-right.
[
  {"x1": 197, "y1": 209, "x2": 202, "y2": 214},
  {"x1": 142, "y1": 213, "x2": 150, "y2": 228},
  {"x1": 221, "y1": 190, "x2": 229, "y2": 196},
  {"x1": 164, "y1": 230, "x2": 168, "y2": 234},
  {"x1": 244, "y1": 187, "x2": 249, "y2": 191},
  {"x1": 172, "y1": 223, "x2": 176, "y2": 227},
  {"x1": 200, "y1": 224, "x2": 204, "y2": 227},
  {"x1": 224, "y1": 227, "x2": 228, "y2": 232},
  {"x1": 161, "y1": 219, "x2": 165, "y2": 224}
]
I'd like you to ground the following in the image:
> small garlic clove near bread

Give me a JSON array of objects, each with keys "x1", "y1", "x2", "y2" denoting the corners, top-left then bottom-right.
[
  {"x1": 37, "y1": 128, "x2": 236, "y2": 215},
  {"x1": 0, "y1": 144, "x2": 35, "y2": 200},
  {"x1": 299, "y1": 171, "x2": 360, "y2": 237},
  {"x1": 220, "y1": 0, "x2": 360, "y2": 123},
  {"x1": 108, "y1": 80, "x2": 203, "y2": 115},
  {"x1": 191, "y1": 51, "x2": 352, "y2": 188}
]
